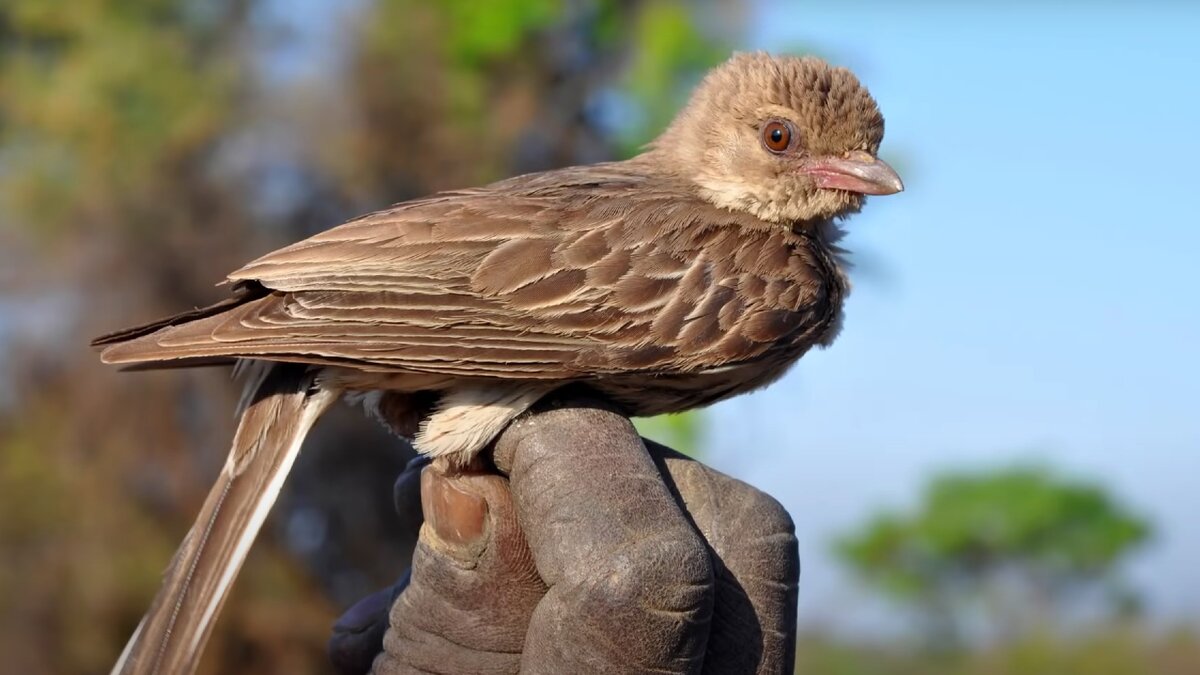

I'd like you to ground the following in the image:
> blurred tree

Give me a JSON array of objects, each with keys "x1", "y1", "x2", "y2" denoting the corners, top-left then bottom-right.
[
  {"x1": 0, "y1": 0, "x2": 735, "y2": 673},
  {"x1": 0, "y1": 3, "x2": 325, "y2": 674},
  {"x1": 792, "y1": 627, "x2": 1200, "y2": 675},
  {"x1": 835, "y1": 465, "x2": 1151, "y2": 649},
  {"x1": 634, "y1": 412, "x2": 704, "y2": 457}
]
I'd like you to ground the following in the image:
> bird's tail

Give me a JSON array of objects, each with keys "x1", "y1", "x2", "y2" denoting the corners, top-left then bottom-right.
[{"x1": 112, "y1": 362, "x2": 338, "y2": 675}]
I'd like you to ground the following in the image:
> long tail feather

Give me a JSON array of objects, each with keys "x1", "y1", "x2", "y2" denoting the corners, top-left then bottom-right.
[{"x1": 112, "y1": 363, "x2": 337, "y2": 675}]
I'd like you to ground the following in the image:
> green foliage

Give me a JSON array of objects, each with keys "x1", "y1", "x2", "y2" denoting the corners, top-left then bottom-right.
[
  {"x1": 794, "y1": 626, "x2": 1200, "y2": 675},
  {"x1": 443, "y1": 0, "x2": 560, "y2": 65},
  {"x1": 616, "y1": 0, "x2": 728, "y2": 153},
  {"x1": 633, "y1": 411, "x2": 704, "y2": 457},
  {"x1": 0, "y1": 0, "x2": 244, "y2": 240},
  {"x1": 836, "y1": 465, "x2": 1152, "y2": 642}
]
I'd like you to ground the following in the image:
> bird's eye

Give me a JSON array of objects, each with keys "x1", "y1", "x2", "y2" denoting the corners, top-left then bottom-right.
[{"x1": 762, "y1": 121, "x2": 792, "y2": 153}]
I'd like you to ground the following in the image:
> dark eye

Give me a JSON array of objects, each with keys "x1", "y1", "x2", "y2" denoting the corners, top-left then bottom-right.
[{"x1": 762, "y1": 121, "x2": 792, "y2": 153}]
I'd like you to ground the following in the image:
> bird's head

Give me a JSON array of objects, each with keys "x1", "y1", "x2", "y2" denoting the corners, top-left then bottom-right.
[{"x1": 649, "y1": 52, "x2": 902, "y2": 224}]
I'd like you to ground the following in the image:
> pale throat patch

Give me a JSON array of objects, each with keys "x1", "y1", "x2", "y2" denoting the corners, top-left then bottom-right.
[{"x1": 694, "y1": 176, "x2": 829, "y2": 224}]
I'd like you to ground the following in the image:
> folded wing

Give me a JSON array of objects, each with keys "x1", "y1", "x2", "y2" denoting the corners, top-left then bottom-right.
[{"x1": 95, "y1": 165, "x2": 820, "y2": 379}]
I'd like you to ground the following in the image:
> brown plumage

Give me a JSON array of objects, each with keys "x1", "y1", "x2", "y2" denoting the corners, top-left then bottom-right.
[{"x1": 97, "y1": 52, "x2": 902, "y2": 674}]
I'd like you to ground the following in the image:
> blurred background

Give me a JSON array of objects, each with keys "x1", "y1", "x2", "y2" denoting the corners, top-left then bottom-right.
[{"x1": 1, "y1": 1, "x2": 1196, "y2": 673}]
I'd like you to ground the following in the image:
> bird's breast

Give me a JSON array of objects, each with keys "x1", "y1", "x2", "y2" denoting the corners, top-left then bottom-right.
[{"x1": 586, "y1": 225, "x2": 849, "y2": 415}]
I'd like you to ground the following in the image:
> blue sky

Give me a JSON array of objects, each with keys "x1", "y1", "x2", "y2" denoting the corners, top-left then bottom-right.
[{"x1": 701, "y1": 1, "x2": 1200, "y2": 633}]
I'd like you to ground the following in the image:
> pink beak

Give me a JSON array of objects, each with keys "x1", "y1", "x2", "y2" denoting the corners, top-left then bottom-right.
[{"x1": 800, "y1": 151, "x2": 904, "y2": 196}]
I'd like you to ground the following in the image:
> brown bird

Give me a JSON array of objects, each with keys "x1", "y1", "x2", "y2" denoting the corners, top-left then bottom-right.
[{"x1": 95, "y1": 52, "x2": 902, "y2": 674}]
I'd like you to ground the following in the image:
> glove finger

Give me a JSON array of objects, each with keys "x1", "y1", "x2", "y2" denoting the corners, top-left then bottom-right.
[
  {"x1": 494, "y1": 399, "x2": 716, "y2": 675},
  {"x1": 647, "y1": 441, "x2": 800, "y2": 675},
  {"x1": 374, "y1": 466, "x2": 546, "y2": 675}
]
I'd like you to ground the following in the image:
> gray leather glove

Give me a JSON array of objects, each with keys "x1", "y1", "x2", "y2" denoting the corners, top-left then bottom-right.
[{"x1": 329, "y1": 397, "x2": 799, "y2": 674}]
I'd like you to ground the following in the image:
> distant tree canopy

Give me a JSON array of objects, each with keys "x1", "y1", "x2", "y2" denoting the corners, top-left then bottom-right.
[{"x1": 836, "y1": 465, "x2": 1152, "y2": 646}]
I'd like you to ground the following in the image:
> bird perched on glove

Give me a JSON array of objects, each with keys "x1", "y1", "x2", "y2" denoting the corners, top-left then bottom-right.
[{"x1": 94, "y1": 51, "x2": 903, "y2": 675}]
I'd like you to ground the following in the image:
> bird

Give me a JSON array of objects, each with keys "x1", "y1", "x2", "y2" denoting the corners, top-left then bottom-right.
[{"x1": 94, "y1": 51, "x2": 902, "y2": 674}]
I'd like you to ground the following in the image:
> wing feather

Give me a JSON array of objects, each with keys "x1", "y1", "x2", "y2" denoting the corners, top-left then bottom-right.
[{"x1": 97, "y1": 164, "x2": 838, "y2": 380}]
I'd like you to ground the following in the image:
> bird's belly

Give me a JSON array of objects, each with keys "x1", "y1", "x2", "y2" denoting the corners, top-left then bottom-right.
[{"x1": 594, "y1": 350, "x2": 807, "y2": 418}]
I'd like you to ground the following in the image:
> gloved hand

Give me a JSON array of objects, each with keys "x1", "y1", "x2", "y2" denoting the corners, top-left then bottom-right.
[{"x1": 329, "y1": 396, "x2": 799, "y2": 674}]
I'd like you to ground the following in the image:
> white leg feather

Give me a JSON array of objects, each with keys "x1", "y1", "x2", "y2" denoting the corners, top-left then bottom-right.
[{"x1": 415, "y1": 384, "x2": 554, "y2": 463}]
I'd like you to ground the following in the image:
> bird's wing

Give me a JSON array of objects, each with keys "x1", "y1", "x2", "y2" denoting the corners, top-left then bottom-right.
[{"x1": 95, "y1": 165, "x2": 831, "y2": 378}]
